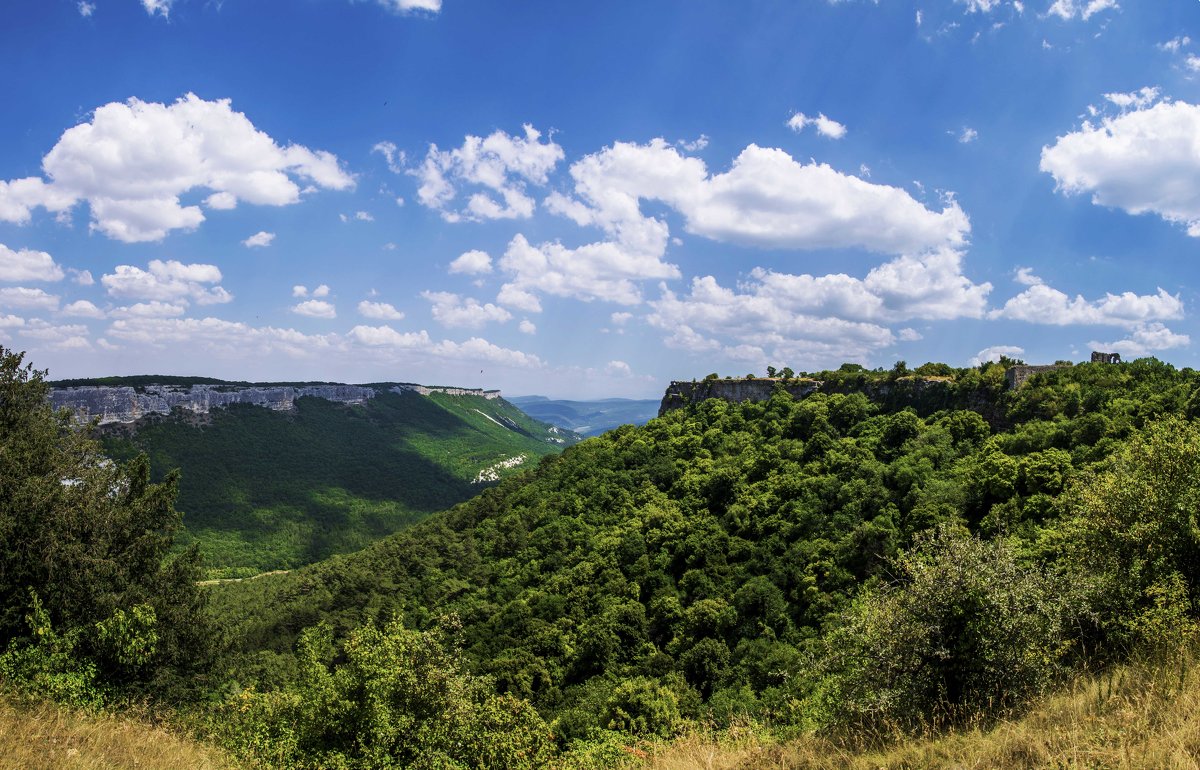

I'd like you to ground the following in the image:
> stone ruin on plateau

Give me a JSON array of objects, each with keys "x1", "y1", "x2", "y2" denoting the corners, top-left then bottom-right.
[{"x1": 1005, "y1": 351, "x2": 1121, "y2": 389}]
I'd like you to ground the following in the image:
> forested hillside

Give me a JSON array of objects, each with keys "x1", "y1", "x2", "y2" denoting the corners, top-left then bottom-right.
[
  {"x1": 210, "y1": 357, "x2": 1200, "y2": 752},
  {"x1": 96, "y1": 387, "x2": 578, "y2": 578},
  {"x1": 8, "y1": 348, "x2": 1200, "y2": 769}
]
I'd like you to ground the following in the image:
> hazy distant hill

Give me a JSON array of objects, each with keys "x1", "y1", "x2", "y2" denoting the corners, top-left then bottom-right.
[
  {"x1": 508, "y1": 395, "x2": 660, "y2": 436},
  {"x1": 52, "y1": 379, "x2": 580, "y2": 578}
]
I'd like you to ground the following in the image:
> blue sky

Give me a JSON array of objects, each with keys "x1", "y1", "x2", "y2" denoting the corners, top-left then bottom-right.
[{"x1": 2, "y1": 0, "x2": 1199, "y2": 398}]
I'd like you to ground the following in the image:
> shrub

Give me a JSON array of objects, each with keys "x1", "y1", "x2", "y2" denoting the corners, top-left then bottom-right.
[
  {"x1": 814, "y1": 527, "x2": 1070, "y2": 732},
  {"x1": 216, "y1": 616, "x2": 554, "y2": 769},
  {"x1": 1056, "y1": 416, "x2": 1200, "y2": 658},
  {"x1": 0, "y1": 593, "x2": 103, "y2": 710},
  {"x1": 603, "y1": 677, "x2": 681, "y2": 737}
]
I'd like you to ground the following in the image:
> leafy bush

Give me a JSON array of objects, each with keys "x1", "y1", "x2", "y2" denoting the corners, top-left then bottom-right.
[
  {"x1": 602, "y1": 676, "x2": 681, "y2": 737},
  {"x1": 814, "y1": 527, "x2": 1071, "y2": 731},
  {"x1": 1056, "y1": 416, "x2": 1200, "y2": 657},
  {"x1": 216, "y1": 617, "x2": 554, "y2": 769},
  {"x1": 0, "y1": 593, "x2": 103, "y2": 710}
]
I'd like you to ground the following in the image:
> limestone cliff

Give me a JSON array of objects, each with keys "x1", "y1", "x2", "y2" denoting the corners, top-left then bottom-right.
[
  {"x1": 49, "y1": 383, "x2": 378, "y2": 425},
  {"x1": 391, "y1": 384, "x2": 501, "y2": 399},
  {"x1": 659, "y1": 378, "x2": 822, "y2": 416},
  {"x1": 658, "y1": 375, "x2": 959, "y2": 417}
]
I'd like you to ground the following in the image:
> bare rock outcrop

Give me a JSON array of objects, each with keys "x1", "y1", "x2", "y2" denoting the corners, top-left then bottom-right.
[{"x1": 50, "y1": 384, "x2": 376, "y2": 425}]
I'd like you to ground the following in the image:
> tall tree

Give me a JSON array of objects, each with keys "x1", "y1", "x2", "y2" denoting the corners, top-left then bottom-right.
[{"x1": 0, "y1": 347, "x2": 213, "y2": 695}]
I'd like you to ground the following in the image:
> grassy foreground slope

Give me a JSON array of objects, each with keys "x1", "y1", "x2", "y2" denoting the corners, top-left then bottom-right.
[
  {"x1": 100, "y1": 388, "x2": 576, "y2": 578},
  {"x1": 0, "y1": 696, "x2": 235, "y2": 770},
  {"x1": 7, "y1": 648, "x2": 1200, "y2": 770},
  {"x1": 7, "y1": 646, "x2": 1200, "y2": 770},
  {"x1": 614, "y1": 652, "x2": 1200, "y2": 770}
]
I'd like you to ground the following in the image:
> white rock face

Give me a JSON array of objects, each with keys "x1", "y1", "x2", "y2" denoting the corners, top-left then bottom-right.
[
  {"x1": 472, "y1": 454, "x2": 527, "y2": 484},
  {"x1": 391, "y1": 384, "x2": 501, "y2": 399},
  {"x1": 49, "y1": 384, "x2": 376, "y2": 425}
]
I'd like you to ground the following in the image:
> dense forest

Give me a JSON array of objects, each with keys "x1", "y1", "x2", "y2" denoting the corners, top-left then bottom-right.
[
  {"x1": 95, "y1": 388, "x2": 576, "y2": 578},
  {"x1": 4, "y1": 348, "x2": 1200, "y2": 768}
]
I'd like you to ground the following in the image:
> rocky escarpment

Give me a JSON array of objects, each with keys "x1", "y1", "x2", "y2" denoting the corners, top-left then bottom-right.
[
  {"x1": 659, "y1": 375, "x2": 959, "y2": 417},
  {"x1": 391, "y1": 384, "x2": 501, "y2": 399},
  {"x1": 659, "y1": 378, "x2": 822, "y2": 416},
  {"x1": 50, "y1": 384, "x2": 377, "y2": 425}
]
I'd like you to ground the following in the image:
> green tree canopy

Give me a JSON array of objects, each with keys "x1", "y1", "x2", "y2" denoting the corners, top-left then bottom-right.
[{"x1": 0, "y1": 347, "x2": 213, "y2": 696}]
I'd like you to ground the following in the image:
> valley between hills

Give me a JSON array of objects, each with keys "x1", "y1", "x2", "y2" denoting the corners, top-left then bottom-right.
[{"x1": 47, "y1": 378, "x2": 582, "y2": 579}]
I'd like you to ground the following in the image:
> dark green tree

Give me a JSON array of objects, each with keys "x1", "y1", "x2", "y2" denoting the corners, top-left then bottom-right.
[{"x1": 0, "y1": 347, "x2": 213, "y2": 696}]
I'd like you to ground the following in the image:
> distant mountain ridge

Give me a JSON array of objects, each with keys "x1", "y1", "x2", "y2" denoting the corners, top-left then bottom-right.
[
  {"x1": 508, "y1": 395, "x2": 661, "y2": 436},
  {"x1": 48, "y1": 377, "x2": 505, "y2": 425}
]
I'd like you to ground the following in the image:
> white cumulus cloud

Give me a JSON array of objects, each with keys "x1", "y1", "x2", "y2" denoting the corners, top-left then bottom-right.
[
  {"x1": 69, "y1": 269, "x2": 94, "y2": 286},
  {"x1": 414, "y1": 124, "x2": 563, "y2": 222},
  {"x1": 141, "y1": 0, "x2": 172, "y2": 17},
  {"x1": 0, "y1": 245, "x2": 64, "y2": 282},
  {"x1": 376, "y1": 0, "x2": 441, "y2": 13},
  {"x1": 102, "y1": 260, "x2": 231, "y2": 305},
  {"x1": 1158, "y1": 36, "x2": 1191, "y2": 53},
  {"x1": 292, "y1": 300, "x2": 337, "y2": 319},
  {"x1": 448, "y1": 249, "x2": 493, "y2": 275},
  {"x1": 20, "y1": 320, "x2": 90, "y2": 351},
  {"x1": 787, "y1": 112, "x2": 848, "y2": 139},
  {"x1": 358, "y1": 300, "x2": 405, "y2": 320},
  {"x1": 61, "y1": 300, "x2": 106, "y2": 319},
  {"x1": 1042, "y1": 99, "x2": 1200, "y2": 237},
  {"x1": 645, "y1": 247, "x2": 991, "y2": 369},
  {"x1": 111, "y1": 301, "x2": 187, "y2": 318},
  {"x1": 243, "y1": 231, "x2": 275, "y2": 248},
  {"x1": 372, "y1": 141, "x2": 407, "y2": 173},
  {"x1": 0, "y1": 94, "x2": 353, "y2": 242},
  {"x1": 969, "y1": 345, "x2": 1025, "y2": 366},
  {"x1": 1103, "y1": 87, "x2": 1161, "y2": 111},
  {"x1": 348, "y1": 324, "x2": 542, "y2": 368},
  {"x1": 1045, "y1": 0, "x2": 1118, "y2": 21},
  {"x1": 991, "y1": 283, "x2": 1182, "y2": 326},
  {"x1": 107, "y1": 316, "x2": 340, "y2": 359},
  {"x1": 0, "y1": 287, "x2": 60, "y2": 312},
  {"x1": 548, "y1": 139, "x2": 969, "y2": 254},
  {"x1": 497, "y1": 233, "x2": 679, "y2": 308},
  {"x1": 1089, "y1": 323, "x2": 1189, "y2": 358},
  {"x1": 421, "y1": 291, "x2": 512, "y2": 328},
  {"x1": 503, "y1": 138, "x2": 970, "y2": 312},
  {"x1": 605, "y1": 360, "x2": 632, "y2": 376},
  {"x1": 956, "y1": 0, "x2": 1003, "y2": 11},
  {"x1": 1014, "y1": 267, "x2": 1043, "y2": 285}
]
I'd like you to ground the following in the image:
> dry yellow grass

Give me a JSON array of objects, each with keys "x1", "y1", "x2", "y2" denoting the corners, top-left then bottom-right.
[
  {"x1": 643, "y1": 654, "x2": 1200, "y2": 770},
  {"x1": 4, "y1": 653, "x2": 1200, "y2": 770},
  {"x1": 0, "y1": 696, "x2": 237, "y2": 770}
]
